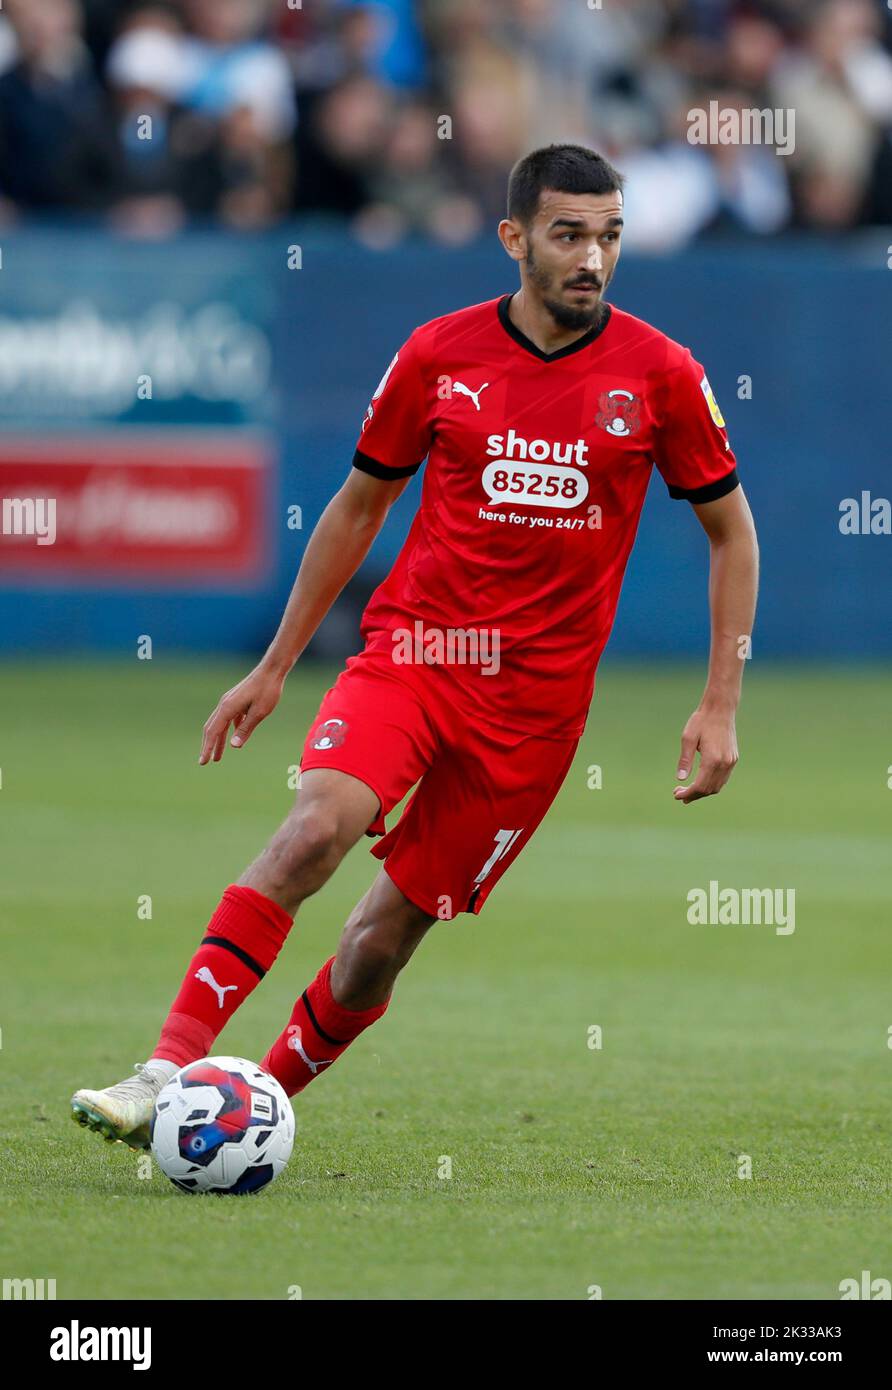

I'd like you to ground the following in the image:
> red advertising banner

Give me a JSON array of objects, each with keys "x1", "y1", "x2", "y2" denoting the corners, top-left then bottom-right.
[{"x1": 0, "y1": 433, "x2": 271, "y2": 584}]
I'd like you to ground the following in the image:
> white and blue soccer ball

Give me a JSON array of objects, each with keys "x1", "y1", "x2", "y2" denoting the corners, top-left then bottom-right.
[{"x1": 150, "y1": 1056, "x2": 295, "y2": 1195}]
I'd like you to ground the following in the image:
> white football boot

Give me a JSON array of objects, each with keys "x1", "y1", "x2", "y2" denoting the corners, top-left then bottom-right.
[{"x1": 71, "y1": 1061, "x2": 176, "y2": 1151}]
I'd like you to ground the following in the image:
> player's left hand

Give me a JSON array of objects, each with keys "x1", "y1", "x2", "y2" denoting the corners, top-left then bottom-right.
[{"x1": 674, "y1": 707, "x2": 738, "y2": 804}]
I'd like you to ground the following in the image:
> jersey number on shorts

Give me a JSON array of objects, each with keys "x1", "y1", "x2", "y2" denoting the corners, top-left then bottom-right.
[{"x1": 474, "y1": 828, "x2": 524, "y2": 885}]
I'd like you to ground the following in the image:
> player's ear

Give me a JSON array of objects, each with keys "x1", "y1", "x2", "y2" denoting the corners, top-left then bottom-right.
[{"x1": 498, "y1": 217, "x2": 527, "y2": 262}]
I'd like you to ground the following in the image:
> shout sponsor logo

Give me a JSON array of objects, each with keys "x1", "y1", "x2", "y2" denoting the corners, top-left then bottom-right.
[
  {"x1": 483, "y1": 430, "x2": 589, "y2": 509},
  {"x1": 49, "y1": 1321, "x2": 151, "y2": 1371},
  {"x1": 687, "y1": 881, "x2": 795, "y2": 935},
  {"x1": 485, "y1": 429, "x2": 589, "y2": 467}
]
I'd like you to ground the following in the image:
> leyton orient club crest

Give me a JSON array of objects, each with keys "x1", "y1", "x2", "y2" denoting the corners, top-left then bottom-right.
[
  {"x1": 311, "y1": 718, "x2": 348, "y2": 750},
  {"x1": 596, "y1": 388, "x2": 642, "y2": 438}
]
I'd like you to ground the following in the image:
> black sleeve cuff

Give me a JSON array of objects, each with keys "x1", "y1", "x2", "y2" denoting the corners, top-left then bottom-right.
[
  {"x1": 352, "y1": 448, "x2": 421, "y2": 481},
  {"x1": 667, "y1": 466, "x2": 739, "y2": 503}
]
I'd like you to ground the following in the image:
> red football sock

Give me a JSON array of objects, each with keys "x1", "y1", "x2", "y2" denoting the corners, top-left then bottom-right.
[
  {"x1": 153, "y1": 885, "x2": 294, "y2": 1068},
  {"x1": 261, "y1": 956, "x2": 389, "y2": 1096}
]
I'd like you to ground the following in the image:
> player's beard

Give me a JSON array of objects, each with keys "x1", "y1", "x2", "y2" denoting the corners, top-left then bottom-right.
[{"x1": 526, "y1": 246, "x2": 607, "y2": 331}]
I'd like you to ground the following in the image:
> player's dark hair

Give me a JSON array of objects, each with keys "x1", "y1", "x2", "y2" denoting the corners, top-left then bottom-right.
[{"x1": 507, "y1": 144, "x2": 624, "y2": 225}]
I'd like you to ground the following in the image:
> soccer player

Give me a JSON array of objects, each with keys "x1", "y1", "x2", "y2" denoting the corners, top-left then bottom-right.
[{"x1": 72, "y1": 144, "x2": 758, "y2": 1149}]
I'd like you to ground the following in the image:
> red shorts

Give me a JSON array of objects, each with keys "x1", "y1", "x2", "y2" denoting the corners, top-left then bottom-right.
[{"x1": 299, "y1": 649, "x2": 578, "y2": 919}]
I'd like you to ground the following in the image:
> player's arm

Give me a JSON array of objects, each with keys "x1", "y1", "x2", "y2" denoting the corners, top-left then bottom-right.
[
  {"x1": 199, "y1": 469, "x2": 411, "y2": 765},
  {"x1": 200, "y1": 331, "x2": 432, "y2": 764},
  {"x1": 674, "y1": 485, "x2": 759, "y2": 804}
]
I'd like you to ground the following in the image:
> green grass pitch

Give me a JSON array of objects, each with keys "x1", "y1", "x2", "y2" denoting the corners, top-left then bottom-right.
[{"x1": 0, "y1": 658, "x2": 890, "y2": 1300}]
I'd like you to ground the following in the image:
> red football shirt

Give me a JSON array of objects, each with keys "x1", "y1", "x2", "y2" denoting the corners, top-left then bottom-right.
[{"x1": 352, "y1": 294, "x2": 739, "y2": 737}]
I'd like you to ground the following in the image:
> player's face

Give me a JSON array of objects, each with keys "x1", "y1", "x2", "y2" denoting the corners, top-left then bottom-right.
[{"x1": 522, "y1": 190, "x2": 624, "y2": 331}]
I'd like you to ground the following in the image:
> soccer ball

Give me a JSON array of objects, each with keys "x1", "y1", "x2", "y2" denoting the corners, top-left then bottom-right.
[{"x1": 150, "y1": 1056, "x2": 295, "y2": 1195}]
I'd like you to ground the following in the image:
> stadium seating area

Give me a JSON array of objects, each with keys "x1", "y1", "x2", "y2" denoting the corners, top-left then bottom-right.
[{"x1": 0, "y1": 0, "x2": 890, "y2": 244}]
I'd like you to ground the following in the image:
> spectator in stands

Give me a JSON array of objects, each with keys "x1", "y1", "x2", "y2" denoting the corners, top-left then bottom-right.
[
  {"x1": 288, "y1": 4, "x2": 429, "y2": 226},
  {"x1": 179, "y1": 0, "x2": 295, "y2": 225},
  {"x1": 105, "y1": 12, "x2": 221, "y2": 236},
  {"x1": 0, "y1": 0, "x2": 890, "y2": 243},
  {"x1": 338, "y1": 0, "x2": 428, "y2": 90},
  {"x1": 0, "y1": 0, "x2": 116, "y2": 213},
  {"x1": 773, "y1": 0, "x2": 892, "y2": 228},
  {"x1": 356, "y1": 98, "x2": 481, "y2": 245},
  {"x1": 179, "y1": 0, "x2": 296, "y2": 147},
  {"x1": 425, "y1": 9, "x2": 537, "y2": 224},
  {"x1": 295, "y1": 73, "x2": 392, "y2": 217},
  {"x1": 104, "y1": 0, "x2": 294, "y2": 229}
]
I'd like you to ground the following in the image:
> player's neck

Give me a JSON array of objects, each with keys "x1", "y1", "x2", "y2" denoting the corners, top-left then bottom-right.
[{"x1": 508, "y1": 288, "x2": 600, "y2": 356}]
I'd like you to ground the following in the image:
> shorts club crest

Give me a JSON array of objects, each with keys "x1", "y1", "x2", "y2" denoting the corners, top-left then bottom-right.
[{"x1": 310, "y1": 718, "x2": 348, "y2": 751}]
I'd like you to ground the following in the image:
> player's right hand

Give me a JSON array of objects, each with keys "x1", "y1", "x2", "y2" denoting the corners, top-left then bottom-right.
[{"x1": 199, "y1": 663, "x2": 287, "y2": 765}]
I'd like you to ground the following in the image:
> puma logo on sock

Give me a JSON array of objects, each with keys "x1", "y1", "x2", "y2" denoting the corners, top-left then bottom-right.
[
  {"x1": 195, "y1": 965, "x2": 238, "y2": 1010},
  {"x1": 286, "y1": 1025, "x2": 333, "y2": 1074}
]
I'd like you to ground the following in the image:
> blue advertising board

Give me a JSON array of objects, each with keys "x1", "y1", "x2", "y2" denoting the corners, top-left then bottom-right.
[{"x1": 0, "y1": 226, "x2": 888, "y2": 660}]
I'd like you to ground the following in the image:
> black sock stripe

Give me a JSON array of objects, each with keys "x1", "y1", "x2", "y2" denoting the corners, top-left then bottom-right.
[
  {"x1": 301, "y1": 989, "x2": 349, "y2": 1047},
  {"x1": 201, "y1": 935, "x2": 266, "y2": 980}
]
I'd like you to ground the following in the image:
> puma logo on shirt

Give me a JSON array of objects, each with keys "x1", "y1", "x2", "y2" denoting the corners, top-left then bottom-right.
[{"x1": 453, "y1": 380, "x2": 490, "y2": 411}]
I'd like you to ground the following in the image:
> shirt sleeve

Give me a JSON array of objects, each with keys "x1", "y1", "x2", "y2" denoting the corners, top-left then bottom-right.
[
  {"x1": 352, "y1": 330, "x2": 433, "y2": 480},
  {"x1": 652, "y1": 349, "x2": 740, "y2": 503}
]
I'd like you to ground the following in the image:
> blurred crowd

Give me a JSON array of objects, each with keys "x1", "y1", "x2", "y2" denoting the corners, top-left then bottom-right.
[{"x1": 0, "y1": 0, "x2": 891, "y2": 247}]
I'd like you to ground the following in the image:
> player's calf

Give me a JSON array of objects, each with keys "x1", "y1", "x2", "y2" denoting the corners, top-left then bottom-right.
[
  {"x1": 331, "y1": 869, "x2": 435, "y2": 1008},
  {"x1": 261, "y1": 869, "x2": 435, "y2": 1094},
  {"x1": 148, "y1": 772, "x2": 380, "y2": 1073}
]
